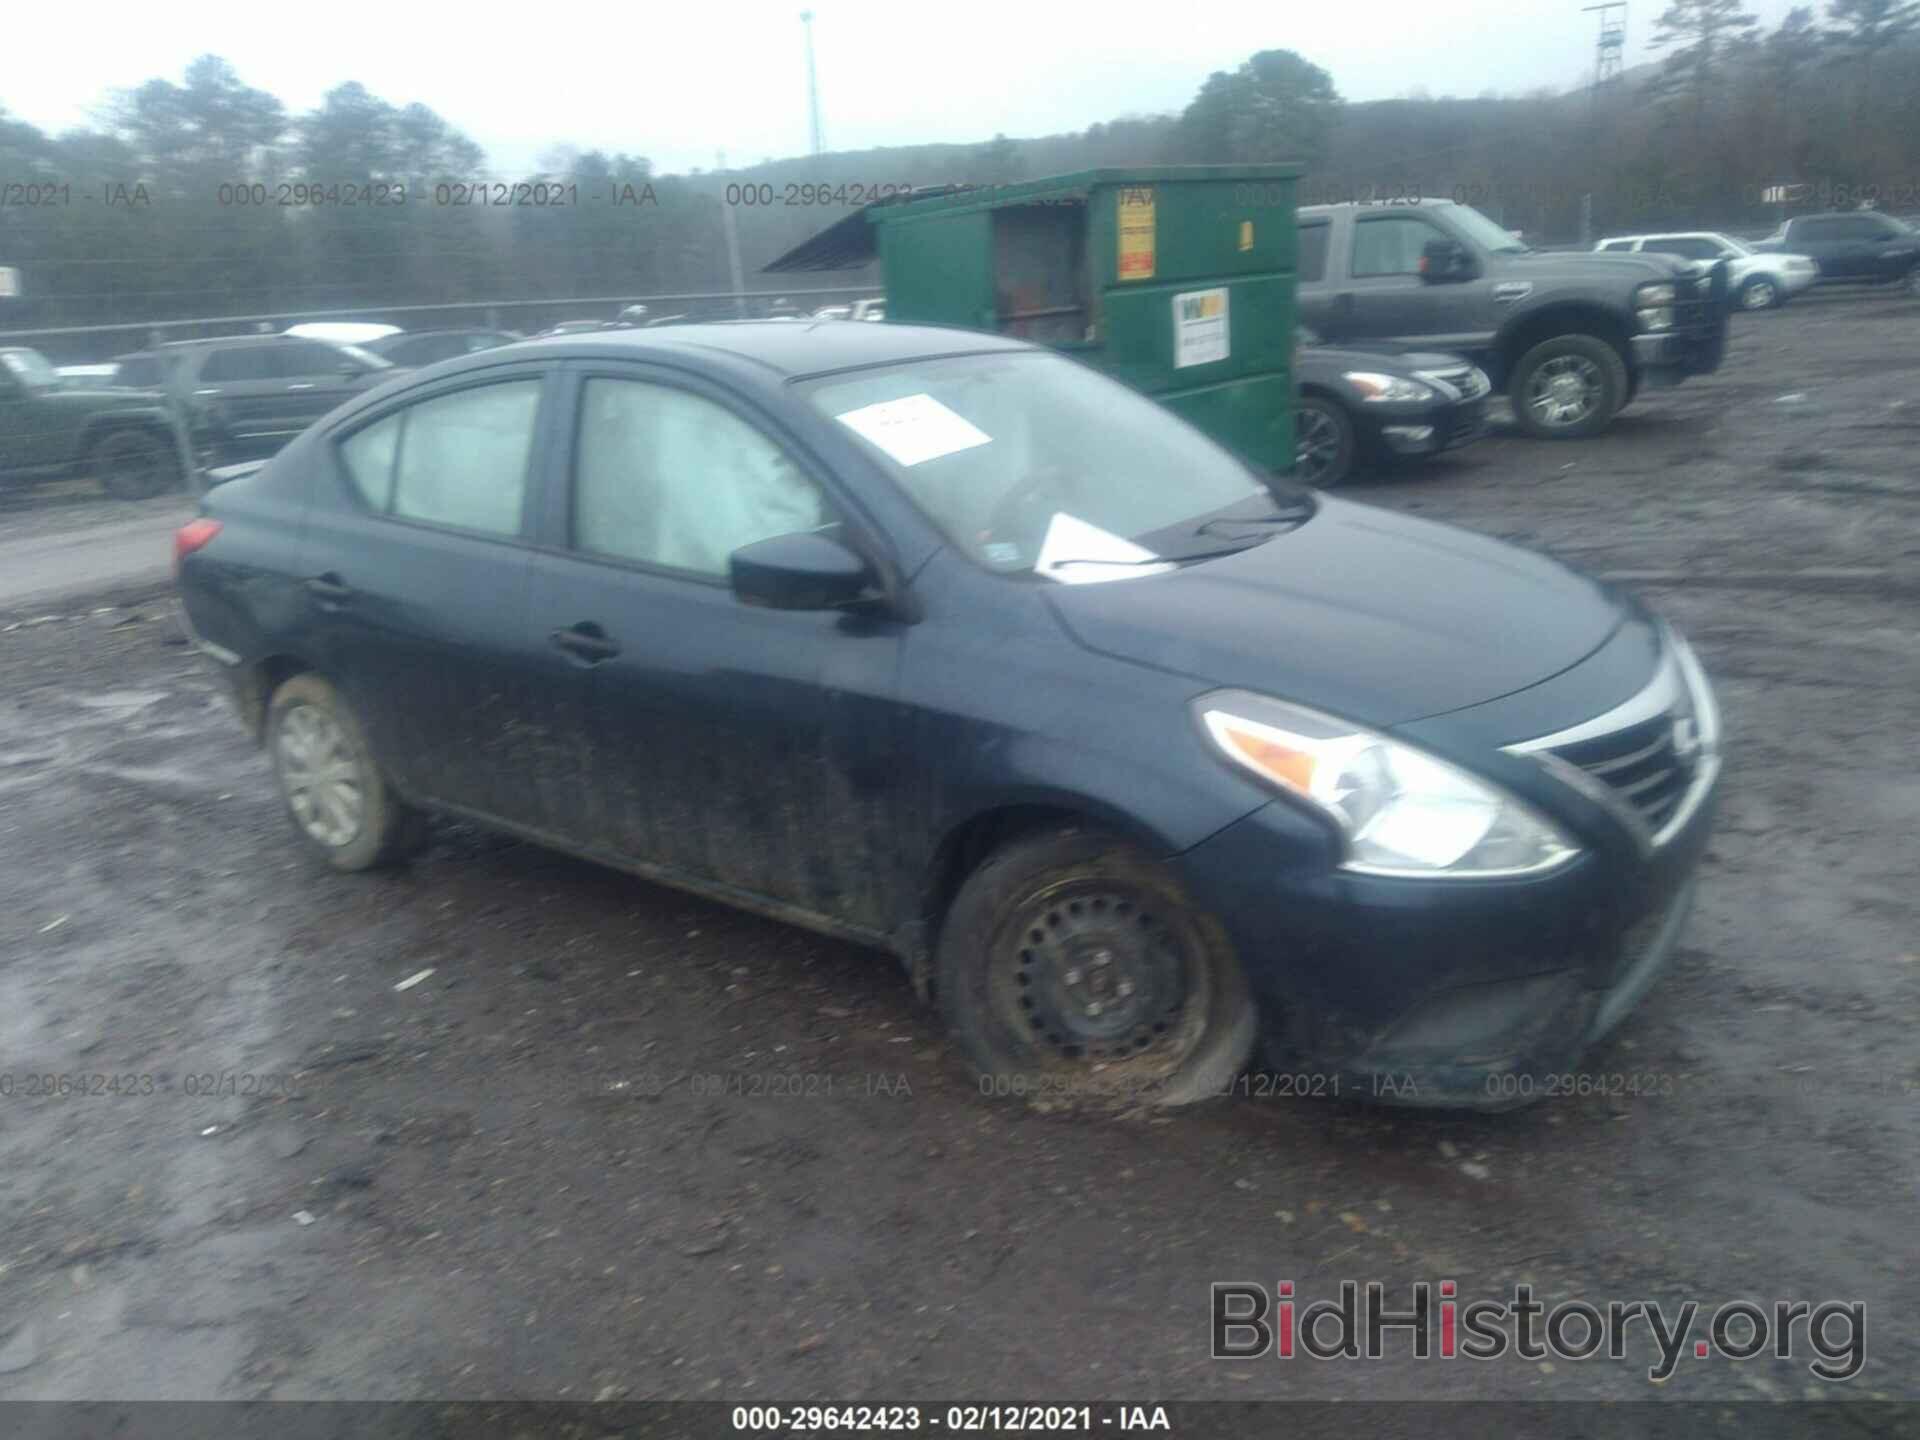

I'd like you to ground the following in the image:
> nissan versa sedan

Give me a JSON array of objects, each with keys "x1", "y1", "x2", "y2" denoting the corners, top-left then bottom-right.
[{"x1": 174, "y1": 323, "x2": 1722, "y2": 1110}]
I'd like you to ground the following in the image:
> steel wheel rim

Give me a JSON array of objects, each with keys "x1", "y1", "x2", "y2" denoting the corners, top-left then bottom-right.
[
  {"x1": 1294, "y1": 407, "x2": 1341, "y2": 483},
  {"x1": 1527, "y1": 355, "x2": 1603, "y2": 427},
  {"x1": 1741, "y1": 280, "x2": 1775, "y2": 310},
  {"x1": 277, "y1": 704, "x2": 364, "y2": 847},
  {"x1": 991, "y1": 884, "x2": 1210, "y2": 1077}
]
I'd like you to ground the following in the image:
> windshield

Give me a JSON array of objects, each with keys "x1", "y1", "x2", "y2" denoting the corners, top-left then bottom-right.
[
  {"x1": 0, "y1": 348, "x2": 63, "y2": 389},
  {"x1": 1446, "y1": 204, "x2": 1530, "y2": 254},
  {"x1": 800, "y1": 351, "x2": 1301, "y2": 580},
  {"x1": 1711, "y1": 234, "x2": 1755, "y2": 256}
]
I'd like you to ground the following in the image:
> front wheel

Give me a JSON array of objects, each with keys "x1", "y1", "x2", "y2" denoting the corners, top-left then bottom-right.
[
  {"x1": 88, "y1": 427, "x2": 181, "y2": 501},
  {"x1": 1508, "y1": 334, "x2": 1627, "y2": 440},
  {"x1": 1292, "y1": 395, "x2": 1357, "y2": 488},
  {"x1": 936, "y1": 827, "x2": 1257, "y2": 1109},
  {"x1": 267, "y1": 674, "x2": 430, "y2": 871},
  {"x1": 1739, "y1": 275, "x2": 1785, "y2": 310}
]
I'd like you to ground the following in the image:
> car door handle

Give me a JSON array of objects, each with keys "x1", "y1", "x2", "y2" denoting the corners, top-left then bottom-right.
[
  {"x1": 550, "y1": 623, "x2": 620, "y2": 663},
  {"x1": 305, "y1": 573, "x2": 354, "y2": 605},
  {"x1": 287, "y1": 382, "x2": 316, "y2": 391}
]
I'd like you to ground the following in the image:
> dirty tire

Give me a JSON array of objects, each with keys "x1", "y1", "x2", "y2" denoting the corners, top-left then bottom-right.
[
  {"x1": 1508, "y1": 334, "x2": 1627, "y2": 440},
  {"x1": 266, "y1": 674, "x2": 430, "y2": 872},
  {"x1": 1293, "y1": 395, "x2": 1358, "y2": 488},
  {"x1": 89, "y1": 427, "x2": 181, "y2": 501},
  {"x1": 937, "y1": 827, "x2": 1256, "y2": 1109}
]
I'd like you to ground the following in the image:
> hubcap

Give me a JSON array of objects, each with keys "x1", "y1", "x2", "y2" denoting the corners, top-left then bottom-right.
[
  {"x1": 1742, "y1": 281, "x2": 1775, "y2": 309},
  {"x1": 276, "y1": 704, "x2": 364, "y2": 847},
  {"x1": 1294, "y1": 408, "x2": 1340, "y2": 483},
  {"x1": 1528, "y1": 355, "x2": 1602, "y2": 427},
  {"x1": 1003, "y1": 891, "x2": 1190, "y2": 1061}
]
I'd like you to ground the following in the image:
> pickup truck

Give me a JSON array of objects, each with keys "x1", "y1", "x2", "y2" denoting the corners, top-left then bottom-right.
[{"x1": 1295, "y1": 200, "x2": 1729, "y2": 439}]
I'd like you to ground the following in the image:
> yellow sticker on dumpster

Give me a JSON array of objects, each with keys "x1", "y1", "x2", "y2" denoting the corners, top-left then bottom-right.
[{"x1": 1117, "y1": 187, "x2": 1155, "y2": 281}]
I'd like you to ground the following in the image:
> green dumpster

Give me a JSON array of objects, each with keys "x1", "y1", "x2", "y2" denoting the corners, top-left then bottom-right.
[{"x1": 763, "y1": 165, "x2": 1301, "y2": 473}]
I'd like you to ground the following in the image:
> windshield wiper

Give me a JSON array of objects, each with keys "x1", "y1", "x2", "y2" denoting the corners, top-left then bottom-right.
[
  {"x1": 1195, "y1": 503, "x2": 1314, "y2": 539},
  {"x1": 1049, "y1": 543, "x2": 1263, "y2": 571}
]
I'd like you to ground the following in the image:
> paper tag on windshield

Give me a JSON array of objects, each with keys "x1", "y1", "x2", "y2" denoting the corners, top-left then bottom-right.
[
  {"x1": 1033, "y1": 512, "x2": 1175, "y2": 585},
  {"x1": 834, "y1": 393, "x2": 992, "y2": 467}
]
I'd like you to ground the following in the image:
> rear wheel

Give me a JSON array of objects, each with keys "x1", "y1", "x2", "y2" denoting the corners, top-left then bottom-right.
[
  {"x1": 267, "y1": 674, "x2": 430, "y2": 871},
  {"x1": 936, "y1": 827, "x2": 1256, "y2": 1109},
  {"x1": 1508, "y1": 334, "x2": 1627, "y2": 440},
  {"x1": 1293, "y1": 395, "x2": 1357, "y2": 488},
  {"x1": 88, "y1": 427, "x2": 180, "y2": 500}
]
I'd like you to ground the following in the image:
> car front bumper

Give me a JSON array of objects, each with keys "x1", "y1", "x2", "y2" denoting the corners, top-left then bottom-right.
[
  {"x1": 1362, "y1": 396, "x2": 1490, "y2": 458},
  {"x1": 1174, "y1": 742, "x2": 1718, "y2": 1111}
]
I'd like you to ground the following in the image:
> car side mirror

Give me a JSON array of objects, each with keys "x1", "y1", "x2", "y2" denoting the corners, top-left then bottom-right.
[
  {"x1": 730, "y1": 531, "x2": 874, "y2": 611},
  {"x1": 1419, "y1": 238, "x2": 1475, "y2": 283}
]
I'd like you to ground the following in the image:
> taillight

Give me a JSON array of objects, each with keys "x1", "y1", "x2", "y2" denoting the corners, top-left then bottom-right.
[{"x1": 173, "y1": 518, "x2": 223, "y2": 576}]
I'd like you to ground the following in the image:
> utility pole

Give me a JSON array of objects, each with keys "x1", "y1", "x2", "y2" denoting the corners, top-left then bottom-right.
[
  {"x1": 718, "y1": 150, "x2": 747, "y2": 318},
  {"x1": 800, "y1": 11, "x2": 824, "y2": 157}
]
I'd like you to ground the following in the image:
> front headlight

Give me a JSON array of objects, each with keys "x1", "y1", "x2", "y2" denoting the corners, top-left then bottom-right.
[
  {"x1": 1635, "y1": 281, "x2": 1677, "y2": 306},
  {"x1": 1196, "y1": 691, "x2": 1582, "y2": 878},
  {"x1": 1344, "y1": 371, "x2": 1436, "y2": 404}
]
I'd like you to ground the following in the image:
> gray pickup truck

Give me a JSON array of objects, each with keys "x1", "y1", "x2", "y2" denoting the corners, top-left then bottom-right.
[{"x1": 1296, "y1": 200, "x2": 1729, "y2": 439}]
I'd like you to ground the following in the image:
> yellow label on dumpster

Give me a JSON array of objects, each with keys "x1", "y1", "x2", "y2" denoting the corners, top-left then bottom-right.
[
  {"x1": 1238, "y1": 219, "x2": 1254, "y2": 252},
  {"x1": 1117, "y1": 187, "x2": 1156, "y2": 281}
]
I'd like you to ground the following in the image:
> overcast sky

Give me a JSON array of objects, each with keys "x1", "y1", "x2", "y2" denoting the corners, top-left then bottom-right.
[{"x1": 8, "y1": 0, "x2": 1815, "y2": 176}]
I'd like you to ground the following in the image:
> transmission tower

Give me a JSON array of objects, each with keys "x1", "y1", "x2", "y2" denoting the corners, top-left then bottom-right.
[
  {"x1": 1584, "y1": 2, "x2": 1627, "y2": 98},
  {"x1": 801, "y1": 11, "x2": 824, "y2": 157}
]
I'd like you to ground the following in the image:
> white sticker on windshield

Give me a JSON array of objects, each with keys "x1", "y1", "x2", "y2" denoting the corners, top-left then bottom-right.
[
  {"x1": 1033, "y1": 512, "x2": 1175, "y2": 585},
  {"x1": 834, "y1": 393, "x2": 993, "y2": 467}
]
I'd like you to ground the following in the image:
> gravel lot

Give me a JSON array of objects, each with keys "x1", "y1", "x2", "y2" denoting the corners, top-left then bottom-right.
[{"x1": 1, "y1": 288, "x2": 1916, "y2": 1416}]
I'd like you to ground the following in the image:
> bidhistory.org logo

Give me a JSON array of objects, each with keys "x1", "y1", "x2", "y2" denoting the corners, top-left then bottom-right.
[{"x1": 1212, "y1": 1280, "x2": 1866, "y2": 1382}]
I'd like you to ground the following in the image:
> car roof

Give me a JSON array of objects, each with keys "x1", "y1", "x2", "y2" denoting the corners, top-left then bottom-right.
[
  {"x1": 1297, "y1": 198, "x2": 1461, "y2": 216},
  {"x1": 463, "y1": 320, "x2": 1031, "y2": 379}
]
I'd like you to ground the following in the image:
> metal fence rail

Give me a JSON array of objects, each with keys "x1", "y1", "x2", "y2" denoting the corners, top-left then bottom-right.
[{"x1": 0, "y1": 286, "x2": 881, "y2": 360}]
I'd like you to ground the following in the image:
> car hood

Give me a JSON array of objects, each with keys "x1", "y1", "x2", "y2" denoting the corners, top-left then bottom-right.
[
  {"x1": 1512, "y1": 249, "x2": 1693, "y2": 282},
  {"x1": 1299, "y1": 345, "x2": 1471, "y2": 375},
  {"x1": 1043, "y1": 497, "x2": 1625, "y2": 730}
]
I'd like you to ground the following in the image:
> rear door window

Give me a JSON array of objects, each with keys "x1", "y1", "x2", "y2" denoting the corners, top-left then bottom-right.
[
  {"x1": 1297, "y1": 223, "x2": 1330, "y2": 282},
  {"x1": 337, "y1": 379, "x2": 542, "y2": 537}
]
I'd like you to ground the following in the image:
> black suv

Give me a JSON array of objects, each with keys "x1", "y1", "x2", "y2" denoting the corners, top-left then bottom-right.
[
  {"x1": 1752, "y1": 212, "x2": 1920, "y2": 293},
  {"x1": 158, "y1": 335, "x2": 404, "y2": 470}
]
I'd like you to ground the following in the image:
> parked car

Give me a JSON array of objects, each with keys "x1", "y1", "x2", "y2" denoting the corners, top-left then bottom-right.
[
  {"x1": 175, "y1": 322, "x2": 1721, "y2": 1110},
  {"x1": 1296, "y1": 199, "x2": 1729, "y2": 439},
  {"x1": 1750, "y1": 211, "x2": 1920, "y2": 294},
  {"x1": 156, "y1": 334, "x2": 404, "y2": 471},
  {"x1": 283, "y1": 322, "x2": 404, "y2": 345},
  {"x1": 1292, "y1": 327, "x2": 1491, "y2": 487},
  {"x1": 1594, "y1": 231, "x2": 1818, "y2": 310},
  {"x1": 55, "y1": 362, "x2": 123, "y2": 384},
  {"x1": 365, "y1": 329, "x2": 522, "y2": 368},
  {"x1": 0, "y1": 345, "x2": 184, "y2": 498},
  {"x1": 812, "y1": 298, "x2": 887, "y2": 322}
]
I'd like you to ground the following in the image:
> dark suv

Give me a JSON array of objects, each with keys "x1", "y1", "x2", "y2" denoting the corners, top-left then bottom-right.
[
  {"x1": 1751, "y1": 212, "x2": 1920, "y2": 293},
  {"x1": 159, "y1": 335, "x2": 404, "y2": 470},
  {"x1": 0, "y1": 345, "x2": 184, "y2": 499}
]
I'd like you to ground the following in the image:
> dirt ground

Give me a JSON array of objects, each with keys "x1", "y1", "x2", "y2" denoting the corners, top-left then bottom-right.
[{"x1": 1, "y1": 287, "x2": 1916, "y2": 1414}]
